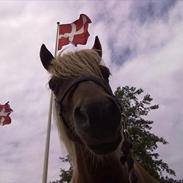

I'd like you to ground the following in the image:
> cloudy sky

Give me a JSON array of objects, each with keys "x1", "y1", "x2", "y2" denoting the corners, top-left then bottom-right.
[{"x1": 0, "y1": 0, "x2": 183, "y2": 182}]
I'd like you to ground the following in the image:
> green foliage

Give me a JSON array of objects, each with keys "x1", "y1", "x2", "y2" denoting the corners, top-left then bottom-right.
[
  {"x1": 51, "y1": 86, "x2": 182, "y2": 183},
  {"x1": 50, "y1": 156, "x2": 72, "y2": 183},
  {"x1": 161, "y1": 177, "x2": 183, "y2": 183},
  {"x1": 114, "y1": 86, "x2": 178, "y2": 182}
]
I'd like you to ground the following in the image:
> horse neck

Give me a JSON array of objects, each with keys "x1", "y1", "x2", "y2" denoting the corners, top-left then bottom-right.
[{"x1": 72, "y1": 143, "x2": 130, "y2": 183}]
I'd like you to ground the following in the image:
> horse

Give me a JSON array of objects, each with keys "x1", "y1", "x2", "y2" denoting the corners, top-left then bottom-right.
[{"x1": 40, "y1": 36, "x2": 160, "y2": 183}]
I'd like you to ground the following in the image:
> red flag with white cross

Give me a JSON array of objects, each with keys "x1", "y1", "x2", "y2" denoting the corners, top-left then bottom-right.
[
  {"x1": 0, "y1": 102, "x2": 13, "y2": 126},
  {"x1": 58, "y1": 14, "x2": 92, "y2": 50}
]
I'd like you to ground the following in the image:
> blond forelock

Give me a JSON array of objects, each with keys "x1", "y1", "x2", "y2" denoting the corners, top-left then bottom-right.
[{"x1": 49, "y1": 49, "x2": 103, "y2": 79}]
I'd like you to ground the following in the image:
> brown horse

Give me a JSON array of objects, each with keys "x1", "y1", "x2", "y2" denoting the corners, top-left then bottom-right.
[{"x1": 40, "y1": 37, "x2": 159, "y2": 183}]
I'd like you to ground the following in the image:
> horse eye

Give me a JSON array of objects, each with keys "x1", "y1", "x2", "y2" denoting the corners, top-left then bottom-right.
[
  {"x1": 49, "y1": 77, "x2": 60, "y2": 93},
  {"x1": 49, "y1": 80, "x2": 55, "y2": 90},
  {"x1": 100, "y1": 65, "x2": 111, "y2": 83}
]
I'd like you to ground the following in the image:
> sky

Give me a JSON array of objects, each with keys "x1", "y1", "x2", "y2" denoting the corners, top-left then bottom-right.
[{"x1": 0, "y1": 0, "x2": 183, "y2": 182}]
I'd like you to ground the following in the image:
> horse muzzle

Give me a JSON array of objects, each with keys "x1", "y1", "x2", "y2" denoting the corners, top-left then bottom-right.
[{"x1": 74, "y1": 96, "x2": 122, "y2": 154}]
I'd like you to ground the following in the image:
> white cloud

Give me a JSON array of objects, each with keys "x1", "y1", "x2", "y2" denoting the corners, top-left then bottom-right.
[
  {"x1": 110, "y1": 1, "x2": 183, "y2": 179},
  {"x1": 0, "y1": 0, "x2": 183, "y2": 182}
]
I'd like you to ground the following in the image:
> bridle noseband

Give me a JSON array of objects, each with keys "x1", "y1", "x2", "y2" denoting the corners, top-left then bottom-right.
[
  {"x1": 58, "y1": 75, "x2": 116, "y2": 106},
  {"x1": 56, "y1": 75, "x2": 122, "y2": 129}
]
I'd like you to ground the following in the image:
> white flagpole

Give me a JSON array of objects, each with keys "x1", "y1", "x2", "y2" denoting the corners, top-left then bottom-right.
[{"x1": 42, "y1": 22, "x2": 60, "y2": 183}]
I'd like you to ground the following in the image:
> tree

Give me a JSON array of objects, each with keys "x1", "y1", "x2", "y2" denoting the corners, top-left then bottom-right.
[
  {"x1": 115, "y1": 86, "x2": 181, "y2": 183},
  {"x1": 51, "y1": 86, "x2": 182, "y2": 183},
  {"x1": 50, "y1": 156, "x2": 72, "y2": 183}
]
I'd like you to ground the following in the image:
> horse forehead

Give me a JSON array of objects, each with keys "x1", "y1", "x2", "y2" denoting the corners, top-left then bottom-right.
[
  {"x1": 73, "y1": 81, "x2": 109, "y2": 99},
  {"x1": 79, "y1": 80, "x2": 103, "y2": 89},
  {"x1": 54, "y1": 81, "x2": 107, "y2": 109}
]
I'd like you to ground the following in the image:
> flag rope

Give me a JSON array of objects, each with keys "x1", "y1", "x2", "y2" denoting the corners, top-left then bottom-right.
[{"x1": 42, "y1": 22, "x2": 60, "y2": 183}]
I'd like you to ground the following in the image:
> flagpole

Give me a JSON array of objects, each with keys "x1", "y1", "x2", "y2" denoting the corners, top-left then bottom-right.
[{"x1": 42, "y1": 22, "x2": 60, "y2": 183}]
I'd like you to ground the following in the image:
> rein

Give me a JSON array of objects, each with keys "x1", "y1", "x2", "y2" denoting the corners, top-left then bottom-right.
[{"x1": 120, "y1": 114, "x2": 138, "y2": 183}]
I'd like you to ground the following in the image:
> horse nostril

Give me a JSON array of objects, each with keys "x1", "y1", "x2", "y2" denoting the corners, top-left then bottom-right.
[
  {"x1": 74, "y1": 106, "x2": 89, "y2": 129},
  {"x1": 74, "y1": 98, "x2": 121, "y2": 140}
]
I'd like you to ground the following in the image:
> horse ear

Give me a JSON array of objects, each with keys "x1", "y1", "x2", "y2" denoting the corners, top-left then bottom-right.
[
  {"x1": 40, "y1": 44, "x2": 54, "y2": 71},
  {"x1": 92, "y1": 36, "x2": 102, "y2": 57}
]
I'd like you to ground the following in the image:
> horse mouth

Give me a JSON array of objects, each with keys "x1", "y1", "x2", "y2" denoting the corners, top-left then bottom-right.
[{"x1": 88, "y1": 136, "x2": 122, "y2": 155}]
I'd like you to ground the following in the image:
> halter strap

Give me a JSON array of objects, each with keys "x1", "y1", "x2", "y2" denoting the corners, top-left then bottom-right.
[
  {"x1": 59, "y1": 75, "x2": 114, "y2": 105},
  {"x1": 120, "y1": 114, "x2": 138, "y2": 183},
  {"x1": 56, "y1": 75, "x2": 121, "y2": 130}
]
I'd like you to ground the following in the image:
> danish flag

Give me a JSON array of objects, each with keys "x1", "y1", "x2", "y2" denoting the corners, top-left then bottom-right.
[
  {"x1": 0, "y1": 102, "x2": 13, "y2": 126},
  {"x1": 58, "y1": 14, "x2": 92, "y2": 50}
]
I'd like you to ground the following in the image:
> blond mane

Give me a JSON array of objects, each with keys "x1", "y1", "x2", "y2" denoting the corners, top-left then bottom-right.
[
  {"x1": 51, "y1": 49, "x2": 104, "y2": 172},
  {"x1": 49, "y1": 49, "x2": 103, "y2": 79}
]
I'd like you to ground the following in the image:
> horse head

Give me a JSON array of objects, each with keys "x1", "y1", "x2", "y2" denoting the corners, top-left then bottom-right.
[{"x1": 40, "y1": 37, "x2": 122, "y2": 155}]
